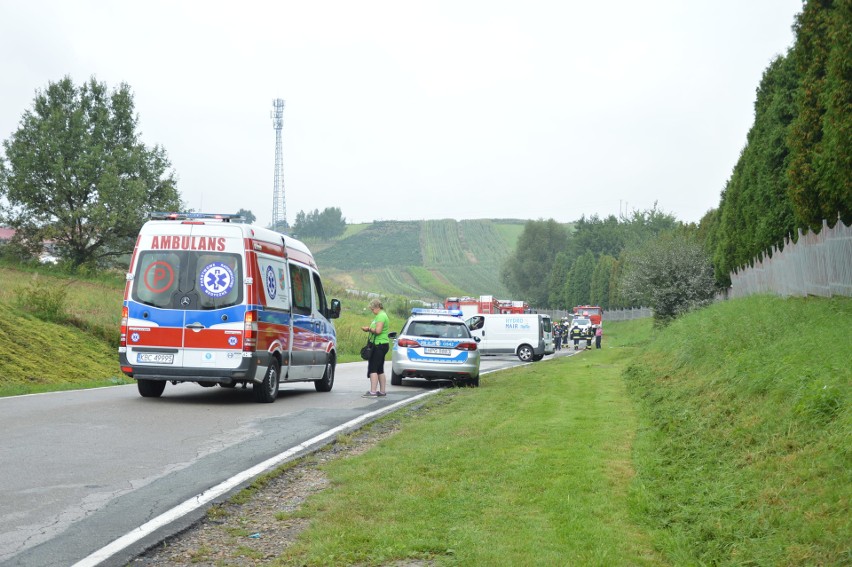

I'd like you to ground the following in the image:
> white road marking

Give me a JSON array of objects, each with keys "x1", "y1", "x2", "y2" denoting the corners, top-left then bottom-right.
[{"x1": 71, "y1": 389, "x2": 439, "y2": 567}]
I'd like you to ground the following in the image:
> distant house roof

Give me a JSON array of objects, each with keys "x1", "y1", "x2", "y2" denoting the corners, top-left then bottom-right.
[{"x1": 0, "y1": 227, "x2": 15, "y2": 241}]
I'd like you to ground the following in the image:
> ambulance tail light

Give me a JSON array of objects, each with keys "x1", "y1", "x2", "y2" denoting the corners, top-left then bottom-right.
[
  {"x1": 243, "y1": 310, "x2": 258, "y2": 351},
  {"x1": 120, "y1": 306, "x2": 128, "y2": 348}
]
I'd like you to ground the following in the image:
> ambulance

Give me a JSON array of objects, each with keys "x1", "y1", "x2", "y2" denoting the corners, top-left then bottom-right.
[{"x1": 118, "y1": 212, "x2": 341, "y2": 403}]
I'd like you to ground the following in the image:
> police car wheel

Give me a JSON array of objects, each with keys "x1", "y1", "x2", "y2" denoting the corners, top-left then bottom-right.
[
  {"x1": 254, "y1": 359, "x2": 280, "y2": 403},
  {"x1": 390, "y1": 371, "x2": 402, "y2": 386},
  {"x1": 137, "y1": 379, "x2": 165, "y2": 398},
  {"x1": 469, "y1": 377, "x2": 480, "y2": 387},
  {"x1": 315, "y1": 355, "x2": 335, "y2": 392}
]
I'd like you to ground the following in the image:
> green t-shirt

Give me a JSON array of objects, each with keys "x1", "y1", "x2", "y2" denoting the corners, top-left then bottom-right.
[{"x1": 370, "y1": 310, "x2": 391, "y2": 344}]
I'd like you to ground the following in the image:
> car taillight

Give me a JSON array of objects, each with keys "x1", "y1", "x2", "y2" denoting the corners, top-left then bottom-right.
[
  {"x1": 455, "y1": 341, "x2": 478, "y2": 351},
  {"x1": 243, "y1": 310, "x2": 258, "y2": 351},
  {"x1": 397, "y1": 338, "x2": 421, "y2": 348},
  {"x1": 120, "y1": 306, "x2": 128, "y2": 348}
]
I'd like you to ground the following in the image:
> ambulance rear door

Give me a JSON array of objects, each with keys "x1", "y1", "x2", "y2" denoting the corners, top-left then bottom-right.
[{"x1": 126, "y1": 223, "x2": 246, "y2": 373}]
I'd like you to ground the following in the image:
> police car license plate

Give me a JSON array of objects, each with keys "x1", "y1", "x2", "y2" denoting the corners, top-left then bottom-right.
[
  {"x1": 424, "y1": 348, "x2": 451, "y2": 356},
  {"x1": 138, "y1": 353, "x2": 174, "y2": 364}
]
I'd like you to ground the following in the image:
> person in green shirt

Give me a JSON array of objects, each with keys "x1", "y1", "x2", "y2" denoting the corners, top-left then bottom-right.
[{"x1": 361, "y1": 298, "x2": 391, "y2": 397}]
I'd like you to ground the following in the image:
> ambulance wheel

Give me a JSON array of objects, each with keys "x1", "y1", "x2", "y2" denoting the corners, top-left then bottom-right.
[
  {"x1": 315, "y1": 354, "x2": 335, "y2": 392},
  {"x1": 391, "y1": 371, "x2": 402, "y2": 386},
  {"x1": 517, "y1": 344, "x2": 534, "y2": 362},
  {"x1": 137, "y1": 379, "x2": 165, "y2": 398},
  {"x1": 254, "y1": 359, "x2": 280, "y2": 403}
]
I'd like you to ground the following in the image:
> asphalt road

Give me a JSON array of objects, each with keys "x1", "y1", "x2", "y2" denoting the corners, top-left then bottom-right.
[{"x1": 0, "y1": 351, "x2": 575, "y2": 567}]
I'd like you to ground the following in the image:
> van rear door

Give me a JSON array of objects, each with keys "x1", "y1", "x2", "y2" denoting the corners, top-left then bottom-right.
[{"x1": 126, "y1": 223, "x2": 246, "y2": 373}]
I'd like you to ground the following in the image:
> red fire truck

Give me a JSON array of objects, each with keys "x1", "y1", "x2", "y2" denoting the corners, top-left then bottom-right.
[
  {"x1": 445, "y1": 296, "x2": 531, "y2": 318},
  {"x1": 445, "y1": 296, "x2": 500, "y2": 319},
  {"x1": 572, "y1": 305, "x2": 603, "y2": 326}
]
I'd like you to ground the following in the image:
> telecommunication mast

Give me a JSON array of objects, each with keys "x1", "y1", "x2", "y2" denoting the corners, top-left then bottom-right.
[{"x1": 270, "y1": 98, "x2": 286, "y2": 230}]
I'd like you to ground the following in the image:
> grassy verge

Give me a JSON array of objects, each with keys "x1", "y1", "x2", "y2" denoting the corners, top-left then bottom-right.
[
  {"x1": 0, "y1": 264, "x2": 129, "y2": 396},
  {"x1": 274, "y1": 321, "x2": 663, "y2": 566},
  {"x1": 625, "y1": 295, "x2": 850, "y2": 565}
]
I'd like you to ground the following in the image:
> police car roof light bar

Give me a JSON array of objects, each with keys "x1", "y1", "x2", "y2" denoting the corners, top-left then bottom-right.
[
  {"x1": 411, "y1": 308, "x2": 464, "y2": 317},
  {"x1": 150, "y1": 212, "x2": 245, "y2": 223}
]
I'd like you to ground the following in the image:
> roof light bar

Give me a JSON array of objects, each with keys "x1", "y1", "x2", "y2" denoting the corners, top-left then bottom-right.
[
  {"x1": 411, "y1": 308, "x2": 464, "y2": 317},
  {"x1": 149, "y1": 212, "x2": 245, "y2": 222}
]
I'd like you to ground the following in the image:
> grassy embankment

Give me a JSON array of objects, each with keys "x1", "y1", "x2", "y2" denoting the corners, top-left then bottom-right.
[
  {"x1": 251, "y1": 295, "x2": 847, "y2": 566},
  {"x1": 0, "y1": 264, "x2": 128, "y2": 395}
]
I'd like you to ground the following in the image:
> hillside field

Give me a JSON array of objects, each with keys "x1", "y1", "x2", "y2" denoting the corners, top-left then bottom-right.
[{"x1": 310, "y1": 218, "x2": 531, "y2": 300}]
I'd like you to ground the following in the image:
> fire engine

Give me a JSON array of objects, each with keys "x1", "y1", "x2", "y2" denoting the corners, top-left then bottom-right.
[
  {"x1": 445, "y1": 296, "x2": 531, "y2": 319},
  {"x1": 445, "y1": 296, "x2": 499, "y2": 319},
  {"x1": 572, "y1": 305, "x2": 603, "y2": 326}
]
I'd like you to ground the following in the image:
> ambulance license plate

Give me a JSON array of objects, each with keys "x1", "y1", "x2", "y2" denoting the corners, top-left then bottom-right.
[
  {"x1": 138, "y1": 353, "x2": 174, "y2": 364},
  {"x1": 424, "y1": 348, "x2": 451, "y2": 356}
]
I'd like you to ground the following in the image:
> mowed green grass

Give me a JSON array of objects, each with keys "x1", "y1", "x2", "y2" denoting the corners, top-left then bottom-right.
[
  {"x1": 261, "y1": 295, "x2": 848, "y2": 566},
  {"x1": 274, "y1": 322, "x2": 663, "y2": 566}
]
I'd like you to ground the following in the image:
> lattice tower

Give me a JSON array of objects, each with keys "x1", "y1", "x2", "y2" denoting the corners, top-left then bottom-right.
[{"x1": 271, "y1": 99, "x2": 286, "y2": 230}]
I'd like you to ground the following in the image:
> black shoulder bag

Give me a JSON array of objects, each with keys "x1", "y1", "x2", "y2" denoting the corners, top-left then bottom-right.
[{"x1": 360, "y1": 334, "x2": 375, "y2": 361}]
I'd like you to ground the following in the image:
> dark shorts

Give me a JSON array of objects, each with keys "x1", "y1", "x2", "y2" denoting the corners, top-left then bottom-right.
[{"x1": 367, "y1": 342, "x2": 389, "y2": 376}]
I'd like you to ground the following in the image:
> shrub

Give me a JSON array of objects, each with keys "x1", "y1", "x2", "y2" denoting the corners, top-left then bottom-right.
[{"x1": 14, "y1": 274, "x2": 69, "y2": 323}]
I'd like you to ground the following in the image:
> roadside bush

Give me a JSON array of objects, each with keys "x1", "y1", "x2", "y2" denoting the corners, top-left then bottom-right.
[
  {"x1": 620, "y1": 231, "x2": 716, "y2": 326},
  {"x1": 14, "y1": 275, "x2": 69, "y2": 323}
]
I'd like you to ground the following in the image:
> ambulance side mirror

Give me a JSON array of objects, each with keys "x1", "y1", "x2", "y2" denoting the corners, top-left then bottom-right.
[{"x1": 329, "y1": 299, "x2": 341, "y2": 319}]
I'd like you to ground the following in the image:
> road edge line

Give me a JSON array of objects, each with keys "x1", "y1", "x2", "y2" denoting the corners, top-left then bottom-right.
[{"x1": 71, "y1": 389, "x2": 440, "y2": 567}]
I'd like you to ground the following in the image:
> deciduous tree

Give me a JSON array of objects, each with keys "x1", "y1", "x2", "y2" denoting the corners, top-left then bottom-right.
[
  {"x1": 235, "y1": 208, "x2": 256, "y2": 224},
  {"x1": 0, "y1": 76, "x2": 181, "y2": 269},
  {"x1": 620, "y1": 231, "x2": 716, "y2": 326}
]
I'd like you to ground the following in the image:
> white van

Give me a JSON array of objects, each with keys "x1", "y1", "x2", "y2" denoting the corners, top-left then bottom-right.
[
  {"x1": 542, "y1": 314, "x2": 554, "y2": 355},
  {"x1": 118, "y1": 212, "x2": 341, "y2": 403},
  {"x1": 465, "y1": 313, "x2": 548, "y2": 362}
]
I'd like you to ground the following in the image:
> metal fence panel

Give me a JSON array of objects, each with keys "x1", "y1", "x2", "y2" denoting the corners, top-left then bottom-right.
[{"x1": 729, "y1": 219, "x2": 852, "y2": 299}]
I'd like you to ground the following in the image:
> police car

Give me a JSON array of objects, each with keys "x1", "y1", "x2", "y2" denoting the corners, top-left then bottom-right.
[
  {"x1": 391, "y1": 308, "x2": 481, "y2": 387},
  {"x1": 568, "y1": 316, "x2": 594, "y2": 349}
]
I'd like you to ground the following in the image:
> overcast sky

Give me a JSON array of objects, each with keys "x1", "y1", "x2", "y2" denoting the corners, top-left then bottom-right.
[{"x1": 1, "y1": 0, "x2": 802, "y2": 228}]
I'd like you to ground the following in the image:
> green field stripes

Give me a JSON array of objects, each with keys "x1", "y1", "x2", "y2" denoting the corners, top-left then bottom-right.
[
  {"x1": 380, "y1": 267, "x2": 432, "y2": 296},
  {"x1": 458, "y1": 220, "x2": 513, "y2": 264},
  {"x1": 420, "y1": 219, "x2": 467, "y2": 265},
  {"x1": 421, "y1": 220, "x2": 513, "y2": 267},
  {"x1": 439, "y1": 263, "x2": 509, "y2": 297},
  {"x1": 407, "y1": 266, "x2": 466, "y2": 298},
  {"x1": 492, "y1": 221, "x2": 527, "y2": 249},
  {"x1": 315, "y1": 221, "x2": 422, "y2": 269},
  {"x1": 316, "y1": 219, "x2": 520, "y2": 299}
]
